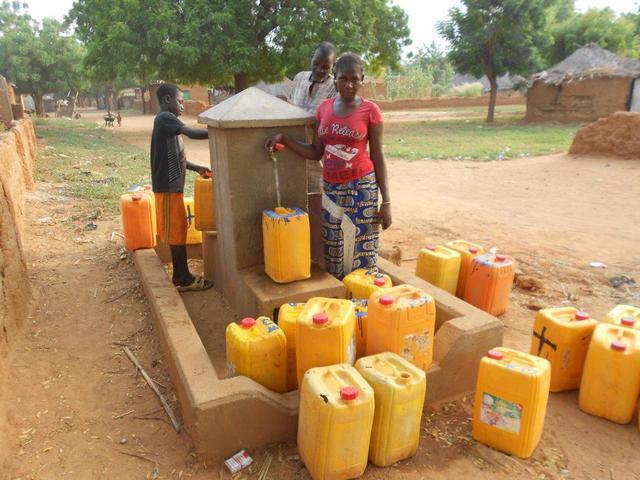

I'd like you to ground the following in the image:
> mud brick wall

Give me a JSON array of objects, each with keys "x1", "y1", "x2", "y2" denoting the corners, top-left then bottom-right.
[
  {"x1": 526, "y1": 77, "x2": 633, "y2": 123},
  {"x1": 0, "y1": 119, "x2": 36, "y2": 354},
  {"x1": 373, "y1": 93, "x2": 525, "y2": 111}
]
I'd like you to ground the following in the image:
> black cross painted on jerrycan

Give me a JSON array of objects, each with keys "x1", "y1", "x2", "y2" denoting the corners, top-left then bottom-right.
[
  {"x1": 186, "y1": 205, "x2": 195, "y2": 226},
  {"x1": 533, "y1": 326, "x2": 558, "y2": 356}
]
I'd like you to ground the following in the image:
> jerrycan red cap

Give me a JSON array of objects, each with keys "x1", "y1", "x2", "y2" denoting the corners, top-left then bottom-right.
[
  {"x1": 621, "y1": 316, "x2": 636, "y2": 327},
  {"x1": 379, "y1": 295, "x2": 394, "y2": 306},
  {"x1": 575, "y1": 311, "x2": 590, "y2": 321},
  {"x1": 468, "y1": 246, "x2": 480, "y2": 254},
  {"x1": 131, "y1": 194, "x2": 142, "y2": 201},
  {"x1": 426, "y1": 245, "x2": 437, "y2": 252},
  {"x1": 240, "y1": 317, "x2": 256, "y2": 329},
  {"x1": 313, "y1": 312, "x2": 329, "y2": 325},
  {"x1": 374, "y1": 277, "x2": 386, "y2": 287},
  {"x1": 274, "y1": 143, "x2": 285, "y2": 151},
  {"x1": 487, "y1": 349, "x2": 504, "y2": 360},
  {"x1": 340, "y1": 386, "x2": 359, "y2": 401},
  {"x1": 611, "y1": 340, "x2": 627, "y2": 352},
  {"x1": 495, "y1": 254, "x2": 507, "y2": 262}
]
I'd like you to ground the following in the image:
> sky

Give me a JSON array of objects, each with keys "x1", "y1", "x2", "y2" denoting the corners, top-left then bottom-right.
[{"x1": 25, "y1": 0, "x2": 640, "y2": 53}]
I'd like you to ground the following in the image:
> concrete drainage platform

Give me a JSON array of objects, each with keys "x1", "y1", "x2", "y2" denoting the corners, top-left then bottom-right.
[{"x1": 134, "y1": 249, "x2": 503, "y2": 463}]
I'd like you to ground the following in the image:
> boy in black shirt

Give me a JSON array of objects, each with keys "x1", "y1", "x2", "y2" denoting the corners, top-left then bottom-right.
[{"x1": 150, "y1": 83, "x2": 212, "y2": 291}]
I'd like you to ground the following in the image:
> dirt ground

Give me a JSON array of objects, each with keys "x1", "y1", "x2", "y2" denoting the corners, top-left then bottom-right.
[{"x1": 1, "y1": 109, "x2": 639, "y2": 479}]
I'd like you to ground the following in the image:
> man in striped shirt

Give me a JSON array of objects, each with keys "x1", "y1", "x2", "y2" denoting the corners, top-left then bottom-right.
[{"x1": 288, "y1": 41, "x2": 338, "y2": 114}]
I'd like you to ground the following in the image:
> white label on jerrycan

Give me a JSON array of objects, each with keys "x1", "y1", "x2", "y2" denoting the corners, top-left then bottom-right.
[
  {"x1": 401, "y1": 331, "x2": 430, "y2": 362},
  {"x1": 348, "y1": 334, "x2": 357, "y2": 365},
  {"x1": 479, "y1": 392, "x2": 523, "y2": 434}
]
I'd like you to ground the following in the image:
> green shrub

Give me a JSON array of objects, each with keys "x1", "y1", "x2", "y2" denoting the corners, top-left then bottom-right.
[{"x1": 448, "y1": 82, "x2": 484, "y2": 98}]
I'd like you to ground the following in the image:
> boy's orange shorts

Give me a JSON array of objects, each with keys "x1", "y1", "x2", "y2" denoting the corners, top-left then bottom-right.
[{"x1": 155, "y1": 192, "x2": 187, "y2": 246}]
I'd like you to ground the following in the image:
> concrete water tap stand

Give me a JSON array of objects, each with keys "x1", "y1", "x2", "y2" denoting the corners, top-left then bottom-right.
[{"x1": 133, "y1": 87, "x2": 503, "y2": 463}]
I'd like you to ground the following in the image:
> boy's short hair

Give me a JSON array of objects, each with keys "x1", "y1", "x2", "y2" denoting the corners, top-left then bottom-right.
[
  {"x1": 156, "y1": 83, "x2": 180, "y2": 102},
  {"x1": 313, "y1": 41, "x2": 337, "y2": 59},
  {"x1": 335, "y1": 52, "x2": 365, "y2": 78}
]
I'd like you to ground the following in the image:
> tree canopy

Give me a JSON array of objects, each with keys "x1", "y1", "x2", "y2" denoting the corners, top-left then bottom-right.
[
  {"x1": 68, "y1": 0, "x2": 411, "y2": 92},
  {"x1": 438, "y1": 0, "x2": 556, "y2": 122},
  {"x1": 0, "y1": 10, "x2": 84, "y2": 114},
  {"x1": 545, "y1": 7, "x2": 639, "y2": 66}
]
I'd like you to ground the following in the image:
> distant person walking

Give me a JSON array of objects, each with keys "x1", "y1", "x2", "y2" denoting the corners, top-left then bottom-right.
[{"x1": 116, "y1": 111, "x2": 122, "y2": 127}]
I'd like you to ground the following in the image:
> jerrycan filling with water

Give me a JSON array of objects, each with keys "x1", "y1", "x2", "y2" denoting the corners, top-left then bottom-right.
[{"x1": 262, "y1": 143, "x2": 311, "y2": 283}]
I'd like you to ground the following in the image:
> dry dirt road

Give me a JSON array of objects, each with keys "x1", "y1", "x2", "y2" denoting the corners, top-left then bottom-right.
[{"x1": 1, "y1": 109, "x2": 639, "y2": 479}]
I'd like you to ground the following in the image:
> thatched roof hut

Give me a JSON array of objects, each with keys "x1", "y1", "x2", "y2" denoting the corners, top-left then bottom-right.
[{"x1": 526, "y1": 44, "x2": 640, "y2": 122}]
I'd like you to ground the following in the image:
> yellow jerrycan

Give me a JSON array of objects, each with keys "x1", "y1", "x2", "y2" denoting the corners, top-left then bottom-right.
[
  {"x1": 352, "y1": 299, "x2": 368, "y2": 360},
  {"x1": 579, "y1": 324, "x2": 640, "y2": 424},
  {"x1": 355, "y1": 352, "x2": 426, "y2": 467},
  {"x1": 604, "y1": 304, "x2": 640, "y2": 330},
  {"x1": 530, "y1": 307, "x2": 598, "y2": 392},
  {"x1": 415, "y1": 245, "x2": 461, "y2": 295},
  {"x1": 225, "y1": 317, "x2": 287, "y2": 393},
  {"x1": 343, "y1": 269, "x2": 392, "y2": 300},
  {"x1": 277, "y1": 302, "x2": 306, "y2": 391},
  {"x1": 366, "y1": 285, "x2": 436, "y2": 370},
  {"x1": 141, "y1": 185, "x2": 157, "y2": 239},
  {"x1": 472, "y1": 348, "x2": 550, "y2": 459},
  {"x1": 120, "y1": 193, "x2": 155, "y2": 250},
  {"x1": 194, "y1": 173, "x2": 216, "y2": 231},
  {"x1": 183, "y1": 196, "x2": 202, "y2": 245},
  {"x1": 445, "y1": 240, "x2": 484, "y2": 298},
  {"x1": 298, "y1": 364, "x2": 374, "y2": 480},
  {"x1": 296, "y1": 298, "x2": 356, "y2": 385},
  {"x1": 262, "y1": 207, "x2": 311, "y2": 283}
]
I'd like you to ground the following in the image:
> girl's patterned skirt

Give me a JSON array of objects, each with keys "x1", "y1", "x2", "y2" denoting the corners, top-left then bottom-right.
[{"x1": 321, "y1": 172, "x2": 380, "y2": 279}]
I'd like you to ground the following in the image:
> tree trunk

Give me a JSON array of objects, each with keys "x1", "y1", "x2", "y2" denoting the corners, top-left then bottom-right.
[
  {"x1": 234, "y1": 73, "x2": 249, "y2": 92},
  {"x1": 141, "y1": 87, "x2": 147, "y2": 114},
  {"x1": 486, "y1": 74, "x2": 498, "y2": 124},
  {"x1": 34, "y1": 93, "x2": 44, "y2": 117}
]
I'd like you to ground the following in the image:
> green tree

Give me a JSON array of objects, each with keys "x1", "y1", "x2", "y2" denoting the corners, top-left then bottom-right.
[
  {"x1": 438, "y1": 0, "x2": 556, "y2": 123},
  {"x1": 409, "y1": 42, "x2": 455, "y2": 93},
  {"x1": 68, "y1": 0, "x2": 176, "y2": 113},
  {"x1": 0, "y1": 11, "x2": 84, "y2": 115},
  {"x1": 546, "y1": 8, "x2": 639, "y2": 66},
  {"x1": 163, "y1": 0, "x2": 410, "y2": 91}
]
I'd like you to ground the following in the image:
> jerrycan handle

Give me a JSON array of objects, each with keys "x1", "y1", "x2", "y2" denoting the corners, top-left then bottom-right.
[{"x1": 494, "y1": 349, "x2": 539, "y2": 368}]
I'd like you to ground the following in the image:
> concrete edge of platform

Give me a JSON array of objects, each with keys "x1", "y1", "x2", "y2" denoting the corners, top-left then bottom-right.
[
  {"x1": 133, "y1": 249, "x2": 298, "y2": 463},
  {"x1": 133, "y1": 250, "x2": 505, "y2": 462}
]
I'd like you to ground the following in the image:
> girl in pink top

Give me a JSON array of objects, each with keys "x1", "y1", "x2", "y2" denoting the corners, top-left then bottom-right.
[{"x1": 265, "y1": 53, "x2": 391, "y2": 279}]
